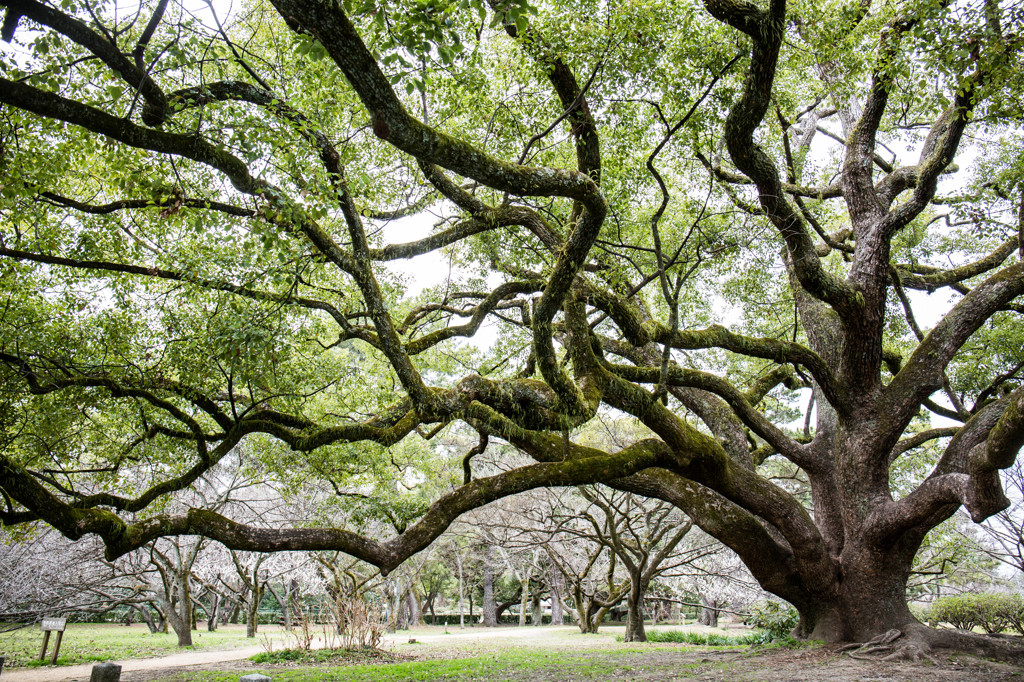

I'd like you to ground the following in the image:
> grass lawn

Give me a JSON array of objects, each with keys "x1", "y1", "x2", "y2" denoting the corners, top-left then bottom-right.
[
  {"x1": 0, "y1": 623, "x2": 291, "y2": 668},
  {"x1": 150, "y1": 647, "x2": 680, "y2": 681}
]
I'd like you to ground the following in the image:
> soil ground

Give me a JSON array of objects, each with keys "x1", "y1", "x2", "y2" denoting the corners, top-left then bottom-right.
[{"x1": 3, "y1": 623, "x2": 1021, "y2": 681}]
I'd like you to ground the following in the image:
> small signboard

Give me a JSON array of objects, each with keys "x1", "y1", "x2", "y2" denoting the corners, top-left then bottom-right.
[
  {"x1": 39, "y1": 616, "x2": 68, "y2": 663},
  {"x1": 41, "y1": 617, "x2": 67, "y2": 632}
]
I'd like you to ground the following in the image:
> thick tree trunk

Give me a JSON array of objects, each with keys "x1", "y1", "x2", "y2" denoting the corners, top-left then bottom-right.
[
  {"x1": 573, "y1": 586, "x2": 605, "y2": 634},
  {"x1": 796, "y1": 547, "x2": 918, "y2": 642},
  {"x1": 246, "y1": 597, "x2": 260, "y2": 638},
  {"x1": 266, "y1": 583, "x2": 292, "y2": 630},
  {"x1": 288, "y1": 578, "x2": 301, "y2": 626},
  {"x1": 699, "y1": 596, "x2": 719, "y2": 628},
  {"x1": 407, "y1": 588, "x2": 424, "y2": 627},
  {"x1": 577, "y1": 603, "x2": 598, "y2": 634},
  {"x1": 548, "y1": 568, "x2": 563, "y2": 626},
  {"x1": 482, "y1": 546, "x2": 497, "y2": 626},
  {"x1": 624, "y1": 597, "x2": 645, "y2": 642},
  {"x1": 397, "y1": 600, "x2": 410, "y2": 630},
  {"x1": 387, "y1": 579, "x2": 399, "y2": 630},
  {"x1": 551, "y1": 595, "x2": 563, "y2": 626},
  {"x1": 168, "y1": 615, "x2": 192, "y2": 647},
  {"x1": 389, "y1": 578, "x2": 409, "y2": 630},
  {"x1": 245, "y1": 582, "x2": 264, "y2": 638},
  {"x1": 624, "y1": 579, "x2": 646, "y2": 642},
  {"x1": 495, "y1": 599, "x2": 518, "y2": 621},
  {"x1": 589, "y1": 603, "x2": 610, "y2": 633},
  {"x1": 206, "y1": 591, "x2": 219, "y2": 632},
  {"x1": 163, "y1": 576, "x2": 193, "y2": 648},
  {"x1": 177, "y1": 577, "x2": 194, "y2": 646},
  {"x1": 531, "y1": 587, "x2": 543, "y2": 626}
]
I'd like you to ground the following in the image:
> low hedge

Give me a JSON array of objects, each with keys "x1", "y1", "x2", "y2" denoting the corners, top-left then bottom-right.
[{"x1": 927, "y1": 593, "x2": 1024, "y2": 635}]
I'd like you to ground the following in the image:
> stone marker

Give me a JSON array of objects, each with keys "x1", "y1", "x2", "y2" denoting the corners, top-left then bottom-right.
[
  {"x1": 89, "y1": 661, "x2": 122, "y2": 682},
  {"x1": 239, "y1": 675, "x2": 272, "y2": 682}
]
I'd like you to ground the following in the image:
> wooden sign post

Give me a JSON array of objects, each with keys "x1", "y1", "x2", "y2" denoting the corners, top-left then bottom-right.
[{"x1": 39, "y1": 616, "x2": 67, "y2": 664}]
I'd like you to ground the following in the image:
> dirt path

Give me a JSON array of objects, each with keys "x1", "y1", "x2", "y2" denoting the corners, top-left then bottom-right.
[
  {"x1": 1, "y1": 646, "x2": 250, "y2": 681},
  {"x1": 0, "y1": 644, "x2": 273, "y2": 682}
]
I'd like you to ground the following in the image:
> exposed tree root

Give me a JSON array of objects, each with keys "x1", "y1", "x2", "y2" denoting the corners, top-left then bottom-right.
[
  {"x1": 838, "y1": 628, "x2": 936, "y2": 663},
  {"x1": 837, "y1": 623, "x2": 1024, "y2": 666}
]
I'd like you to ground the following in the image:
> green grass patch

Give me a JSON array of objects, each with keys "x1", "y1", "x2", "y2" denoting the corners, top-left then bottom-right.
[
  {"x1": 0, "y1": 623, "x2": 281, "y2": 668},
  {"x1": 616, "y1": 629, "x2": 763, "y2": 646},
  {"x1": 249, "y1": 646, "x2": 387, "y2": 665},
  {"x1": 153, "y1": 649, "x2": 621, "y2": 681}
]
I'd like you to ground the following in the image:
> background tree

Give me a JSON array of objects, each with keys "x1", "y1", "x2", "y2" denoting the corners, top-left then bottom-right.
[
  {"x1": 479, "y1": 542, "x2": 498, "y2": 627},
  {"x1": 441, "y1": 531, "x2": 474, "y2": 628},
  {"x1": 669, "y1": 538, "x2": 761, "y2": 628},
  {"x1": 509, "y1": 489, "x2": 629, "y2": 634},
  {"x1": 416, "y1": 558, "x2": 451, "y2": 624},
  {"x1": 149, "y1": 537, "x2": 205, "y2": 647},
  {"x1": 976, "y1": 458, "x2": 1024, "y2": 578},
  {"x1": 0, "y1": 529, "x2": 154, "y2": 627},
  {"x1": 228, "y1": 550, "x2": 271, "y2": 638}
]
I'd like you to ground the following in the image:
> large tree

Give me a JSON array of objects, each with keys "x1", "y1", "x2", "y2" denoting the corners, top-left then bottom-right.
[{"x1": 1, "y1": 0, "x2": 1023, "y2": 653}]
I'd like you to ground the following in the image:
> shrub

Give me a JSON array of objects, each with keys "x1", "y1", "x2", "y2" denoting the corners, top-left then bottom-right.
[
  {"x1": 250, "y1": 647, "x2": 387, "y2": 665},
  {"x1": 928, "y1": 593, "x2": 1024, "y2": 634},
  {"x1": 999, "y1": 594, "x2": 1024, "y2": 636},
  {"x1": 747, "y1": 601, "x2": 799, "y2": 643},
  {"x1": 974, "y1": 593, "x2": 1011, "y2": 634},
  {"x1": 908, "y1": 602, "x2": 930, "y2": 624},
  {"x1": 619, "y1": 630, "x2": 761, "y2": 646},
  {"x1": 927, "y1": 594, "x2": 978, "y2": 630},
  {"x1": 251, "y1": 649, "x2": 305, "y2": 664},
  {"x1": 331, "y1": 596, "x2": 386, "y2": 650}
]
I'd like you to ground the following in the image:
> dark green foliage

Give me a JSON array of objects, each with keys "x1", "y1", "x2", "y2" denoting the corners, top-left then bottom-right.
[
  {"x1": 927, "y1": 593, "x2": 1024, "y2": 634},
  {"x1": 636, "y1": 629, "x2": 762, "y2": 646},
  {"x1": 249, "y1": 647, "x2": 389, "y2": 665},
  {"x1": 250, "y1": 649, "x2": 306, "y2": 663},
  {"x1": 747, "y1": 601, "x2": 799, "y2": 642}
]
